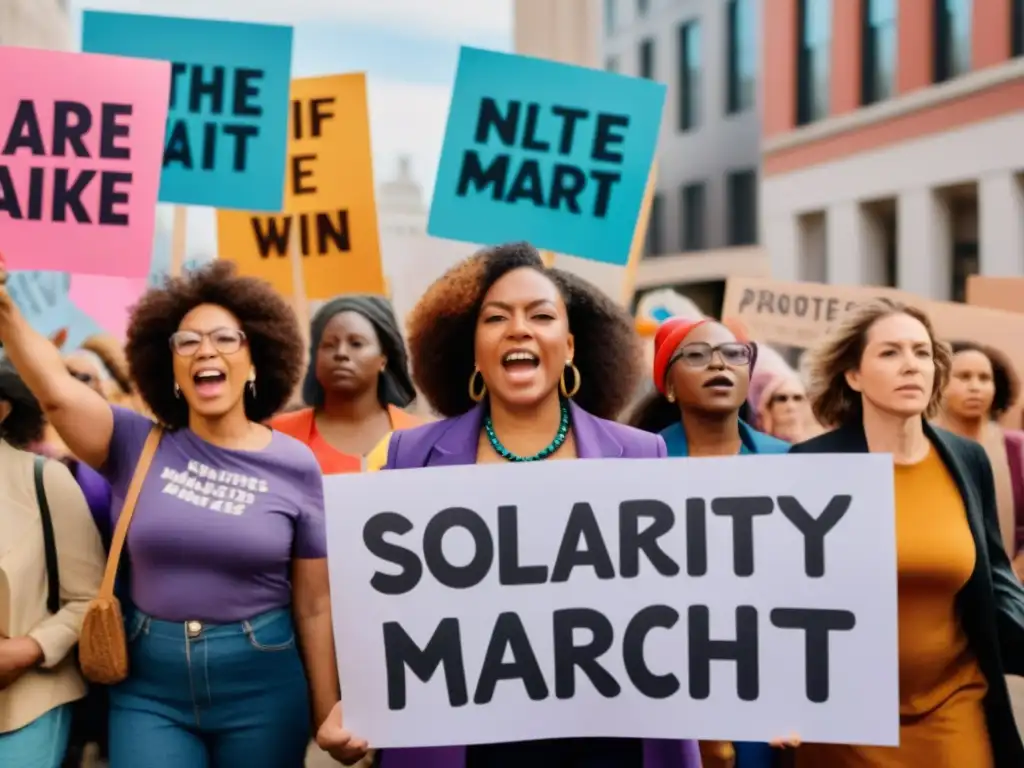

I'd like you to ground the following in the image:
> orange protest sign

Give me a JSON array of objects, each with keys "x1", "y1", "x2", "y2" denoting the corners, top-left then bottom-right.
[{"x1": 217, "y1": 73, "x2": 384, "y2": 298}]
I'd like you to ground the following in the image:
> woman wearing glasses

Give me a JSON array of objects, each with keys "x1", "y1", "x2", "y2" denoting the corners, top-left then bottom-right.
[
  {"x1": 0, "y1": 259, "x2": 336, "y2": 768},
  {"x1": 630, "y1": 318, "x2": 791, "y2": 768}
]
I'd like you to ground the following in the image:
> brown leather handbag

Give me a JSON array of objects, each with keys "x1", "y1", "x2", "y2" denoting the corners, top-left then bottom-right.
[{"x1": 79, "y1": 427, "x2": 162, "y2": 684}]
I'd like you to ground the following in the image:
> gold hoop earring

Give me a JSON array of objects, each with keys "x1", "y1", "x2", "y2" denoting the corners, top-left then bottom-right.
[
  {"x1": 468, "y1": 367, "x2": 487, "y2": 402},
  {"x1": 560, "y1": 362, "x2": 581, "y2": 399}
]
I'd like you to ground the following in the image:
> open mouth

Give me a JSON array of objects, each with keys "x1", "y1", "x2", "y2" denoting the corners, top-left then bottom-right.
[
  {"x1": 501, "y1": 350, "x2": 540, "y2": 383},
  {"x1": 192, "y1": 369, "x2": 227, "y2": 398},
  {"x1": 703, "y1": 375, "x2": 734, "y2": 389}
]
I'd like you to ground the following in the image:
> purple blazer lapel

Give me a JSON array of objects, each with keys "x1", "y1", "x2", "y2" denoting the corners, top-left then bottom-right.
[
  {"x1": 569, "y1": 400, "x2": 624, "y2": 459},
  {"x1": 426, "y1": 405, "x2": 486, "y2": 466}
]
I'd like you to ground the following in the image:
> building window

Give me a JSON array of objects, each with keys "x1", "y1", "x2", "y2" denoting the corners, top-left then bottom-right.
[
  {"x1": 637, "y1": 0, "x2": 649, "y2": 17},
  {"x1": 726, "y1": 0, "x2": 756, "y2": 114},
  {"x1": 604, "y1": 0, "x2": 616, "y2": 34},
  {"x1": 678, "y1": 21, "x2": 701, "y2": 130},
  {"x1": 680, "y1": 183, "x2": 706, "y2": 251},
  {"x1": 796, "y1": 0, "x2": 832, "y2": 125},
  {"x1": 606, "y1": 56, "x2": 619, "y2": 72},
  {"x1": 639, "y1": 38, "x2": 655, "y2": 79},
  {"x1": 646, "y1": 192, "x2": 664, "y2": 255},
  {"x1": 1013, "y1": 0, "x2": 1023, "y2": 56},
  {"x1": 727, "y1": 170, "x2": 758, "y2": 246},
  {"x1": 862, "y1": 0, "x2": 897, "y2": 104},
  {"x1": 934, "y1": 0, "x2": 972, "y2": 82}
]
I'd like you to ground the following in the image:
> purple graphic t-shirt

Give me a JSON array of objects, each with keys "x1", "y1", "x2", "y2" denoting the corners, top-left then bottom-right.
[{"x1": 102, "y1": 406, "x2": 326, "y2": 623}]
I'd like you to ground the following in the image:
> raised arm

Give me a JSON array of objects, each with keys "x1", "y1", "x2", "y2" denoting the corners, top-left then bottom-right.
[{"x1": 0, "y1": 266, "x2": 113, "y2": 469}]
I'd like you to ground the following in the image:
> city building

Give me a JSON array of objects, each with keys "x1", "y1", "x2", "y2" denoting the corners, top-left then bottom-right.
[
  {"x1": 603, "y1": 0, "x2": 768, "y2": 315},
  {"x1": 763, "y1": 0, "x2": 1024, "y2": 301},
  {"x1": 0, "y1": 0, "x2": 72, "y2": 49}
]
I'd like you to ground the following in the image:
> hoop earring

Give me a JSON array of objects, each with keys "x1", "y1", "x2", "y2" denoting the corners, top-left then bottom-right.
[
  {"x1": 560, "y1": 362, "x2": 581, "y2": 399},
  {"x1": 173, "y1": 382, "x2": 181, "y2": 399},
  {"x1": 468, "y1": 368, "x2": 487, "y2": 402},
  {"x1": 666, "y1": 389, "x2": 676, "y2": 403}
]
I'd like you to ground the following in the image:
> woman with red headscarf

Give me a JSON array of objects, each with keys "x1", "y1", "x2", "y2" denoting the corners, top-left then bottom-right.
[{"x1": 629, "y1": 317, "x2": 792, "y2": 768}]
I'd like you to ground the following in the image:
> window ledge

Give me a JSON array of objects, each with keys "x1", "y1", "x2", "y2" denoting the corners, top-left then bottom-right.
[{"x1": 764, "y1": 57, "x2": 1024, "y2": 154}]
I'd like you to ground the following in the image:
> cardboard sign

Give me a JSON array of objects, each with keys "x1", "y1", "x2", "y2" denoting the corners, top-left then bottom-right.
[
  {"x1": 966, "y1": 275, "x2": 1024, "y2": 314},
  {"x1": 81, "y1": 12, "x2": 293, "y2": 211},
  {"x1": 428, "y1": 48, "x2": 665, "y2": 266},
  {"x1": 0, "y1": 47, "x2": 169, "y2": 277},
  {"x1": 722, "y1": 276, "x2": 1024, "y2": 424},
  {"x1": 217, "y1": 74, "x2": 384, "y2": 297},
  {"x1": 324, "y1": 455, "x2": 899, "y2": 748}
]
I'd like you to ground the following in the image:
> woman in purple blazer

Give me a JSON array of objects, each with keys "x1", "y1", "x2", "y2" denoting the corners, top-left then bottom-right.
[{"x1": 316, "y1": 243, "x2": 699, "y2": 768}]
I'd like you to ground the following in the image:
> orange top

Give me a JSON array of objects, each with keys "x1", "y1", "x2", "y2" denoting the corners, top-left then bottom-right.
[
  {"x1": 796, "y1": 448, "x2": 992, "y2": 767},
  {"x1": 269, "y1": 406, "x2": 420, "y2": 475}
]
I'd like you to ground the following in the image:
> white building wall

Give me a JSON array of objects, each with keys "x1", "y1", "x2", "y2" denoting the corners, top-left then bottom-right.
[
  {"x1": 0, "y1": 0, "x2": 72, "y2": 49},
  {"x1": 762, "y1": 110, "x2": 1024, "y2": 299}
]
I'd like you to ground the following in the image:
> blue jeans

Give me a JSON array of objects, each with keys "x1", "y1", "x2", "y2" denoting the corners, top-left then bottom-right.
[
  {"x1": 0, "y1": 703, "x2": 71, "y2": 768},
  {"x1": 109, "y1": 607, "x2": 311, "y2": 767}
]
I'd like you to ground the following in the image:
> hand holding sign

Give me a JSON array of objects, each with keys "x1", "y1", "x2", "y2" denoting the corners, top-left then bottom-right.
[{"x1": 316, "y1": 701, "x2": 370, "y2": 766}]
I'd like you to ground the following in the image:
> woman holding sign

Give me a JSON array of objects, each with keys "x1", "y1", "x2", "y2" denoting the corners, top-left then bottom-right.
[
  {"x1": 791, "y1": 299, "x2": 1024, "y2": 767},
  {"x1": 316, "y1": 242, "x2": 700, "y2": 767},
  {"x1": 270, "y1": 295, "x2": 420, "y2": 473},
  {"x1": 0, "y1": 259, "x2": 337, "y2": 768}
]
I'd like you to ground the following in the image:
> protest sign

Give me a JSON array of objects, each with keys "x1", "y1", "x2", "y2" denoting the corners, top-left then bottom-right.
[
  {"x1": 68, "y1": 275, "x2": 147, "y2": 341},
  {"x1": 0, "y1": 47, "x2": 168, "y2": 277},
  {"x1": 218, "y1": 74, "x2": 385, "y2": 297},
  {"x1": 324, "y1": 455, "x2": 899, "y2": 747},
  {"x1": 722, "y1": 276, "x2": 1024, "y2": 425},
  {"x1": 428, "y1": 48, "x2": 665, "y2": 266},
  {"x1": 81, "y1": 12, "x2": 293, "y2": 211},
  {"x1": 966, "y1": 275, "x2": 1024, "y2": 314}
]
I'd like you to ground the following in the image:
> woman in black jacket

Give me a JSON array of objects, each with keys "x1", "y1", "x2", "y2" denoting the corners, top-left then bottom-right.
[{"x1": 788, "y1": 298, "x2": 1024, "y2": 767}]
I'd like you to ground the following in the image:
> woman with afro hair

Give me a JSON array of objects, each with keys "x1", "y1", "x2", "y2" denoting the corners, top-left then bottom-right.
[
  {"x1": 0, "y1": 259, "x2": 337, "y2": 768},
  {"x1": 316, "y1": 242, "x2": 701, "y2": 768}
]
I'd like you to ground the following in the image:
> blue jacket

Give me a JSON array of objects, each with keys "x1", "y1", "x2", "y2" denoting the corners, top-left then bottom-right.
[{"x1": 660, "y1": 419, "x2": 788, "y2": 768}]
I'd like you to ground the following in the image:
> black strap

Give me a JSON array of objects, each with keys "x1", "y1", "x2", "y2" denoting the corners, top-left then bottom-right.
[{"x1": 33, "y1": 456, "x2": 61, "y2": 615}]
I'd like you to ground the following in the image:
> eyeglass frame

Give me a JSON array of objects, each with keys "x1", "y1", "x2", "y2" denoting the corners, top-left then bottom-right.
[
  {"x1": 667, "y1": 340, "x2": 758, "y2": 372},
  {"x1": 169, "y1": 328, "x2": 248, "y2": 357}
]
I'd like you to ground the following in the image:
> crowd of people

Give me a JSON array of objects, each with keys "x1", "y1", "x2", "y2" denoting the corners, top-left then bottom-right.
[{"x1": 1, "y1": 241, "x2": 1023, "y2": 768}]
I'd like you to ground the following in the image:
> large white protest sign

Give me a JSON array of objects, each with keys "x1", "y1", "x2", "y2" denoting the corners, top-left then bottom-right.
[{"x1": 324, "y1": 454, "x2": 898, "y2": 748}]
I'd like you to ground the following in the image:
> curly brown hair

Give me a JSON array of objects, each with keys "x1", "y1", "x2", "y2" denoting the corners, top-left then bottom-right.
[
  {"x1": 806, "y1": 298, "x2": 952, "y2": 428},
  {"x1": 949, "y1": 340, "x2": 1020, "y2": 418},
  {"x1": 126, "y1": 261, "x2": 303, "y2": 429},
  {"x1": 406, "y1": 242, "x2": 643, "y2": 420}
]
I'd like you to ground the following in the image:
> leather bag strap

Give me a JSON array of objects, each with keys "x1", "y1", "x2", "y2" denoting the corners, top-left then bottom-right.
[{"x1": 97, "y1": 427, "x2": 162, "y2": 599}]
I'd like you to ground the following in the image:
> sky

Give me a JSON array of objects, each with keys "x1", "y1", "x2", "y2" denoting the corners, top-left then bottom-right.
[{"x1": 69, "y1": 0, "x2": 513, "y2": 256}]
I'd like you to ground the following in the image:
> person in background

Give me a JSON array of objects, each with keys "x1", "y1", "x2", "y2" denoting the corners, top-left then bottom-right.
[
  {"x1": 0, "y1": 259, "x2": 336, "y2": 768},
  {"x1": 316, "y1": 242, "x2": 701, "y2": 768},
  {"x1": 0, "y1": 362, "x2": 105, "y2": 768},
  {"x1": 748, "y1": 368, "x2": 817, "y2": 444},
  {"x1": 935, "y1": 341, "x2": 1021, "y2": 562},
  {"x1": 790, "y1": 299, "x2": 1024, "y2": 766},
  {"x1": 271, "y1": 295, "x2": 419, "y2": 473},
  {"x1": 629, "y1": 318, "x2": 789, "y2": 768}
]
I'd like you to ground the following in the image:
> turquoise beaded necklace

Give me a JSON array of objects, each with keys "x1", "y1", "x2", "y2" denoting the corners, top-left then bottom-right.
[{"x1": 484, "y1": 400, "x2": 570, "y2": 462}]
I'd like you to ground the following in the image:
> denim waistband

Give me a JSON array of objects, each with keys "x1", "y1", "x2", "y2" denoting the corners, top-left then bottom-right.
[{"x1": 130, "y1": 606, "x2": 292, "y2": 641}]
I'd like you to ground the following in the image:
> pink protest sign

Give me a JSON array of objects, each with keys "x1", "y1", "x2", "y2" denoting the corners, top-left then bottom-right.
[
  {"x1": 69, "y1": 274, "x2": 147, "y2": 341},
  {"x1": 0, "y1": 47, "x2": 169, "y2": 277}
]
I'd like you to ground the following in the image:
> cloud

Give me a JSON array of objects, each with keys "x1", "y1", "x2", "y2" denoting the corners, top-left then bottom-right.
[{"x1": 74, "y1": 0, "x2": 511, "y2": 43}]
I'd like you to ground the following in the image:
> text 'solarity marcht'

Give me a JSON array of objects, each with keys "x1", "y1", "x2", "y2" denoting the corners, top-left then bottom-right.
[{"x1": 324, "y1": 454, "x2": 901, "y2": 749}]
